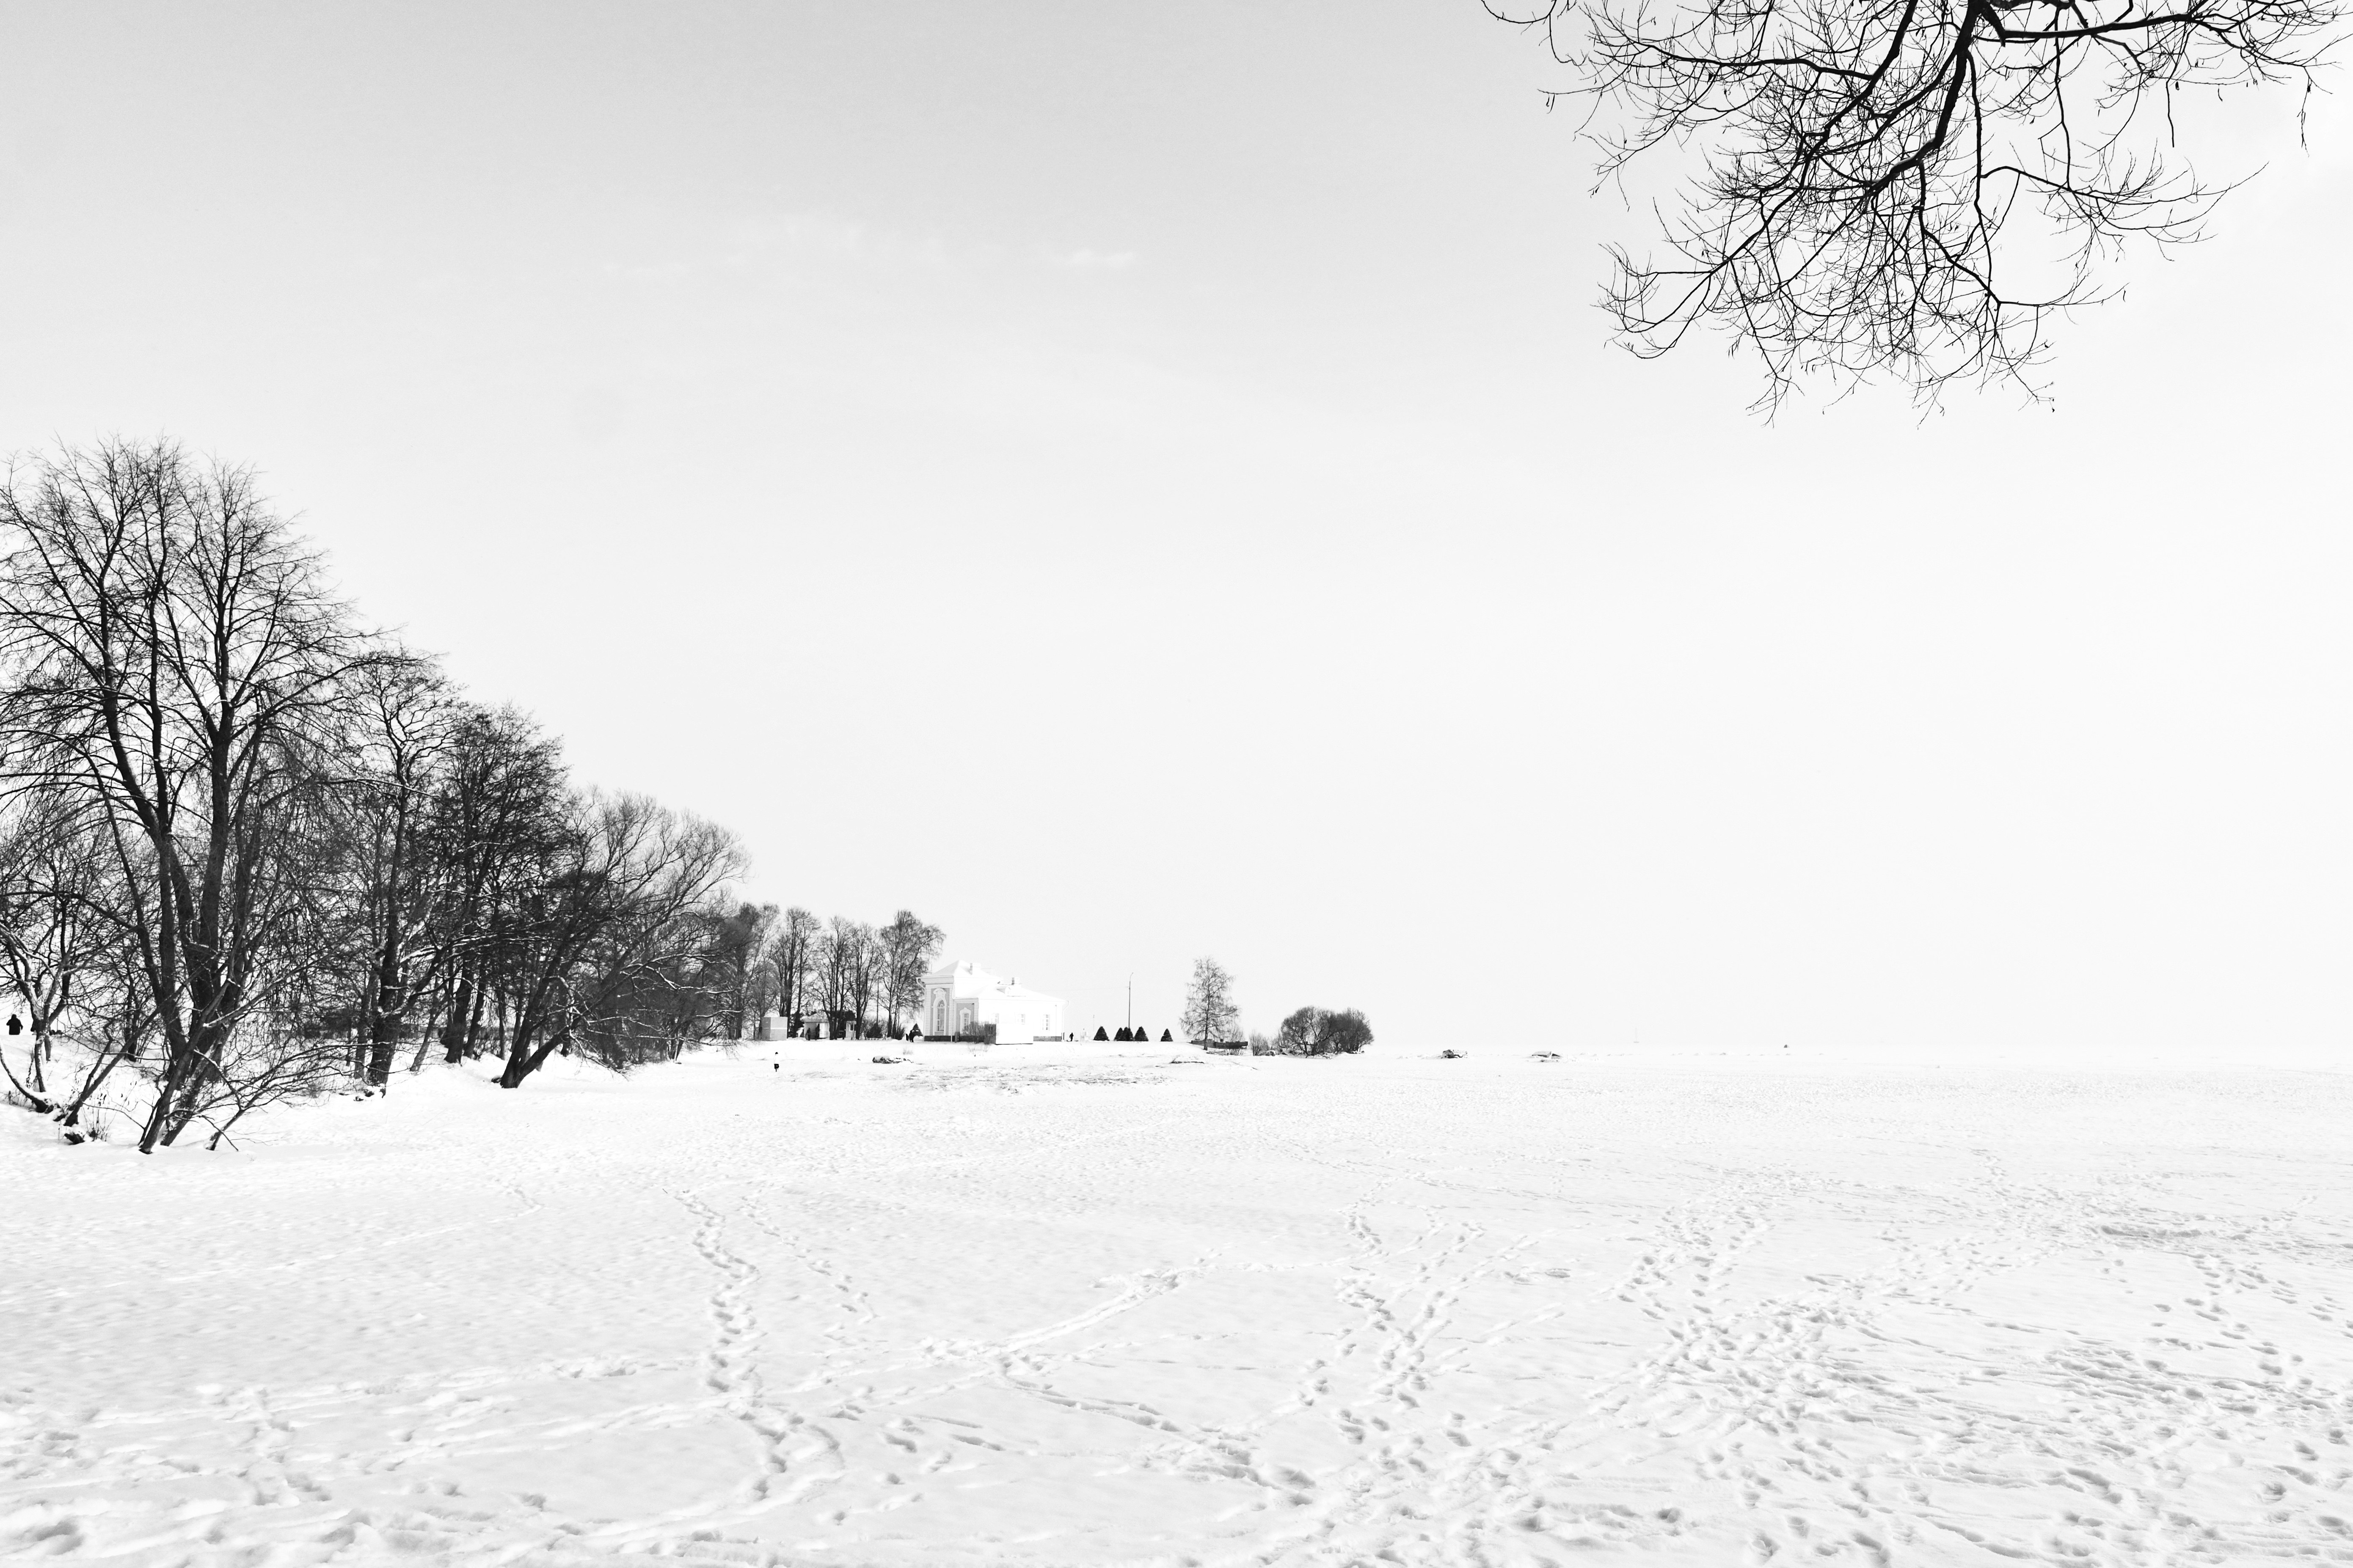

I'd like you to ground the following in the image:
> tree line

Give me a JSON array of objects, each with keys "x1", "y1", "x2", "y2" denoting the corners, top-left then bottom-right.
[
  {"x1": 0, "y1": 438, "x2": 860, "y2": 1153},
  {"x1": 721, "y1": 905, "x2": 944, "y2": 1042}
]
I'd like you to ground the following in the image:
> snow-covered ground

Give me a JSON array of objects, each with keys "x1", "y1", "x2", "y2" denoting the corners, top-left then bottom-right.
[{"x1": 8, "y1": 1043, "x2": 2353, "y2": 1566}]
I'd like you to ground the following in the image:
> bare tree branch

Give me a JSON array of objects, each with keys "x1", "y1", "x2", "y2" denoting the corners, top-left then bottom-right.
[{"x1": 1492, "y1": 0, "x2": 2339, "y2": 407}]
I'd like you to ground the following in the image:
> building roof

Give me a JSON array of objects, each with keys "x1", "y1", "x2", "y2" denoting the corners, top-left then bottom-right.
[{"x1": 923, "y1": 958, "x2": 1062, "y2": 1007}]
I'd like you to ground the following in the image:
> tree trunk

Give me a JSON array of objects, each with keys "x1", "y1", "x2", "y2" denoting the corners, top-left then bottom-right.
[
  {"x1": 58, "y1": 1034, "x2": 131, "y2": 1134},
  {"x1": 366, "y1": 929, "x2": 405, "y2": 1087},
  {"x1": 498, "y1": 1025, "x2": 565, "y2": 1088},
  {"x1": 365, "y1": 1015, "x2": 401, "y2": 1087},
  {"x1": 139, "y1": 1027, "x2": 213, "y2": 1153},
  {"x1": 0, "y1": 1044, "x2": 55, "y2": 1116},
  {"x1": 442, "y1": 971, "x2": 474, "y2": 1064},
  {"x1": 496, "y1": 984, "x2": 563, "y2": 1087},
  {"x1": 405, "y1": 994, "x2": 447, "y2": 1074}
]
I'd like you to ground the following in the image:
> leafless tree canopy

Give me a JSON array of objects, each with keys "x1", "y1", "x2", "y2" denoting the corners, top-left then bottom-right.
[
  {"x1": 0, "y1": 438, "x2": 957, "y2": 1148},
  {"x1": 0, "y1": 439, "x2": 373, "y2": 1148},
  {"x1": 1181, "y1": 957, "x2": 1240, "y2": 1046},
  {"x1": 0, "y1": 441, "x2": 775, "y2": 1146},
  {"x1": 1493, "y1": 0, "x2": 2339, "y2": 404}
]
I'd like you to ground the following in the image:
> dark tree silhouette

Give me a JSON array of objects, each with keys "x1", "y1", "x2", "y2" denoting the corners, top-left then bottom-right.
[
  {"x1": 1274, "y1": 1007, "x2": 1375, "y2": 1056},
  {"x1": 0, "y1": 440, "x2": 382, "y2": 1150},
  {"x1": 1491, "y1": 0, "x2": 2338, "y2": 406}
]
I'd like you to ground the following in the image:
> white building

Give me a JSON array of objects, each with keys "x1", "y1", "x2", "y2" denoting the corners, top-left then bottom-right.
[{"x1": 921, "y1": 960, "x2": 1065, "y2": 1043}]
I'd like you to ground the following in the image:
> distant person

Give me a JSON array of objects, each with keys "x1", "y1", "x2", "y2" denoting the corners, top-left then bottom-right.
[{"x1": 5, "y1": 1014, "x2": 18, "y2": 1037}]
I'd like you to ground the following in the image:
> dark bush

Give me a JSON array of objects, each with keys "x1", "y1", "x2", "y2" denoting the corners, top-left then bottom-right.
[
  {"x1": 1093, "y1": 1025, "x2": 1110, "y2": 1041},
  {"x1": 1274, "y1": 1006, "x2": 1374, "y2": 1056},
  {"x1": 1160, "y1": 1029, "x2": 1172, "y2": 1042}
]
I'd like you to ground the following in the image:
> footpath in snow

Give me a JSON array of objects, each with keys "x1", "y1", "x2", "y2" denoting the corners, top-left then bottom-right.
[{"x1": 6, "y1": 1042, "x2": 2353, "y2": 1566}]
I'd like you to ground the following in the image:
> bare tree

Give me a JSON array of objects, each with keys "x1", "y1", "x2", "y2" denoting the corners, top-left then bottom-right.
[
  {"x1": 0, "y1": 440, "x2": 379, "y2": 1151},
  {"x1": 876, "y1": 909, "x2": 945, "y2": 1034},
  {"x1": 1273, "y1": 1005, "x2": 1375, "y2": 1056},
  {"x1": 55, "y1": 916, "x2": 162, "y2": 1139},
  {"x1": 765, "y1": 906, "x2": 821, "y2": 1034},
  {"x1": 814, "y1": 915, "x2": 883, "y2": 1037},
  {"x1": 1492, "y1": 0, "x2": 2339, "y2": 405},
  {"x1": 568, "y1": 894, "x2": 737, "y2": 1070},
  {"x1": 337, "y1": 655, "x2": 457, "y2": 1087},
  {"x1": 418, "y1": 704, "x2": 568, "y2": 1068},
  {"x1": 708, "y1": 902, "x2": 777, "y2": 1041},
  {"x1": 0, "y1": 795, "x2": 127, "y2": 1120},
  {"x1": 828, "y1": 912, "x2": 866, "y2": 1034},
  {"x1": 1180, "y1": 957, "x2": 1241, "y2": 1045},
  {"x1": 491, "y1": 791, "x2": 744, "y2": 1088},
  {"x1": 848, "y1": 920, "x2": 886, "y2": 1036}
]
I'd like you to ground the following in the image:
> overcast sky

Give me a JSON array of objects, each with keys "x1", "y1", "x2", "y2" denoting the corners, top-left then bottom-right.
[{"x1": 3, "y1": 3, "x2": 2347, "y2": 1058}]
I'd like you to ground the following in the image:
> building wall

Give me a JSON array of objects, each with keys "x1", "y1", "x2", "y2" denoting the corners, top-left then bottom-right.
[
  {"x1": 919, "y1": 965, "x2": 1064, "y2": 1042},
  {"x1": 980, "y1": 993, "x2": 1061, "y2": 1044}
]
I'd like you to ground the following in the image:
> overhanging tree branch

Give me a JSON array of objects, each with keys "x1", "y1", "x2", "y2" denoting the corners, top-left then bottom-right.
[{"x1": 1491, "y1": 0, "x2": 2339, "y2": 407}]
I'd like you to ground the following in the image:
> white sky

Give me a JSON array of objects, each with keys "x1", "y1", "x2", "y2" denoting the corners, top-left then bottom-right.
[{"x1": 3, "y1": 3, "x2": 2347, "y2": 1055}]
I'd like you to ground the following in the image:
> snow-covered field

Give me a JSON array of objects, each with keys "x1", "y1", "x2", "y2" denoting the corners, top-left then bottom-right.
[{"x1": 8, "y1": 1043, "x2": 2353, "y2": 1567}]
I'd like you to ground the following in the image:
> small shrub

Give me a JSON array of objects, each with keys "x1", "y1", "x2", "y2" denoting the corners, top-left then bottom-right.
[{"x1": 1092, "y1": 1025, "x2": 1110, "y2": 1041}]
